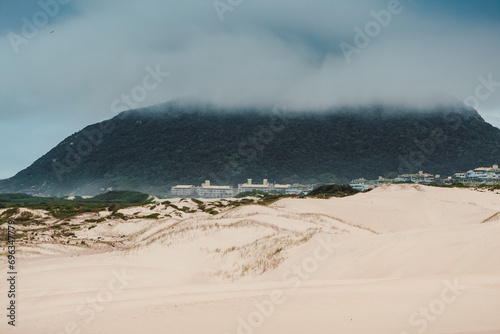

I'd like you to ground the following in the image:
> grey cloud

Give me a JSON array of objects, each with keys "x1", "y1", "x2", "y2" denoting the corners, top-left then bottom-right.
[{"x1": 0, "y1": 0, "x2": 499, "y2": 177}]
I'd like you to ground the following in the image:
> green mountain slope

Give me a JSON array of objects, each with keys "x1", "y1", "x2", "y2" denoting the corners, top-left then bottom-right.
[{"x1": 1, "y1": 104, "x2": 499, "y2": 196}]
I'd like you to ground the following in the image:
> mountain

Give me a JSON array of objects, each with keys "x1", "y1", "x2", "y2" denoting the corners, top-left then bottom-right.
[{"x1": 1, "y1": 103, "x2": 500, "y2": 196}]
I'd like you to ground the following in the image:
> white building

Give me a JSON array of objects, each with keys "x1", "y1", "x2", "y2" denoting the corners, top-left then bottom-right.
[
  {"x1": 171, "y1": 185, "x2": 195, "y2": 197},
  {"x1": 274, "y1": 184, "x2": 291, "y2": 194},
  {"x1": 238, "y1": 179, "x2": 273, "y2": 193},
  {"x1": 196, "y1": 180, "x2": 235, "y2": 198},
  {"x1": 349, "y1": 179, "x2": 375, "y2": 192},
  {"x1": 285, "y1": 184, "x2": 313, "y2": 195}
]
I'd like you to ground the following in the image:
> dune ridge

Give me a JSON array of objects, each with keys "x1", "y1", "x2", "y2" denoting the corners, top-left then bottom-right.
[{"x1": 1, "y1": 184, "x2": 500, "y2": 333}]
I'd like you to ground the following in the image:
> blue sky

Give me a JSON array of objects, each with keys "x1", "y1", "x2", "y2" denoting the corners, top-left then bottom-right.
[{"x1": 0, "y1": 0, "x2": 499, "y2": 179}]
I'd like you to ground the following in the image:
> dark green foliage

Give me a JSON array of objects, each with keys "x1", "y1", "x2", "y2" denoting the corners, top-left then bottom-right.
[
  {"x1": 234, "y1": 198, "x2": 255, "y2": 206},
  {"x1": 84, "y1": 217, "x2": 106, "y2": 223},
  {"x1": 308, "y1": 184, "x2": 359, "y2": 198},
  {"x1": 0, "y1": 191, "x2": 149, "y2": 205},
  {"x1": 180, "y1": 206, "x2": 196, "y2": 213},
  {"x1": 140, "y1": 213, "x2": 160, "y2": 219},
  {"x1": 0, "y1": 191, "x2": 150, "y2": 221},
  {"x1": 109, "y1": 211, "x2": 127, "y2": 220},
  {"x1": 84, "y1": 191, "x2": 149, "y2": 204},
  {"x1": 190, "y1": 198, "x2": 203, "y2": 205},
  {"x1": 258, "y1": 193, "x2": 288, "y2": 205},
  {"x1": 0, "y1": 193, "x2": 33, "y2": 202},
  {"x1": 1, "y1": 104, "x2": 499, "y2": 196},
  {"x1": 0, "y1": 193, "x2": 61, "y2": 203},
  {"x1": 204, "y1": 208, "x2": 219, "y2": 215},
  {"x1": 46, "y1": 203, "x2": 109, "y2": 219},
  {"x1": 191, "y1": 198, "x2": 206, "y2": 211},
  {"x1": 1, "y1": 207, "x2": 20, "y2": 218},
  {"x1": 15, "y1": 211, "x2": 34, "y2": 221},
  {"x1": 478, "y1": 184, "x2": 500, "y2": 191}
]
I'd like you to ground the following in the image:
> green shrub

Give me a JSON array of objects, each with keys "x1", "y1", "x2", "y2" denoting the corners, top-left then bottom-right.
[
  {"x1": 1, "y1": 208, "x2": 19, "y2": 218},
  {"x1": 140, "y1": 213, "x2": 160, "y2": 219},
  {"x1": 109, "y1": 211, "x2": 127, "y2": 220},
  {"x1": 85, "y1": 191, "x2": 150, "y2": 204},
  {"x1": 84, "y1": 217, "x2": 106, "y2": 223},
  {"x1": 15, "y1": 211, "x2": 34, "y2": 222},
  {"x1": 308, "y1": 184, "x2": 359, "y2": 198}
]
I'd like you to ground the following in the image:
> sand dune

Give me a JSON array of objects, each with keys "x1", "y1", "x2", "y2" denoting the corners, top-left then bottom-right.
[{"x1": 1, "y1": 184, "x2": 500, "y2": 333}]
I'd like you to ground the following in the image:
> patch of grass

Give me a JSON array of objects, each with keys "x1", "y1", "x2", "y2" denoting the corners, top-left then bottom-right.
[
  {"x1": 109, "y1": 211, "x2": 127, "y2": 220},
  {"x1": 205, "y1": 209, "x2": 218, "y2": 215},
  {"x1": 46, "y1": 203, "x2": 109, "y2": 219},
  {"x1": 477, "y1": 184, "x2": 500, "y2": 191},
  {"x1": 0, "y1": 191, "x2": 153, "y2": 222},
  {"x1": 179, "y1": 206, "x2": 196, "y2": 213},
  {"x1": 191, "y1": 198, "x2": 203, "y2": 205},
  {"x1": 140, "y1": 213, "x2": 160, "y2": 219},
  {"x1": 190, "y1": 198, "x2": 206, "y2": 211},
  {"x1": 308, "y1": 184, "x2": 359, "y2": 198},
  {"x1": 257, "y1": 194, "x2": 288, "y2": 205},
  {"x1": 16, "y1": 211, "x2": 34, "y2": 222},
  {"x1": 1, "y1": 207, "x2": 20, "y2": 218},
  {"x1": 0, "y1": 194, "x2": 60, "y2": 203},
  {"x1": 84, "y1": 217, "x2": 106, "y2": 223},
  {"x1": 85, "y1": 191, "x2": 150, "y2": 204}
]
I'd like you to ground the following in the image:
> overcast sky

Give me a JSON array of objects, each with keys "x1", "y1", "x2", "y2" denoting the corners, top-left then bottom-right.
[{"x1": 1, "y1": 0, "x2": 499, "y2": 179}]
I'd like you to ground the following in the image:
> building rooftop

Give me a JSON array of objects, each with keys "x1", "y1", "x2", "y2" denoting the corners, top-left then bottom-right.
[
  {"x1": 172, "y1": 185, "x2": 194, "y2": 189},
  {"x1": 240, "y1": 184, "x2": 271, "y2": 188},
  {"x1": 239, "y1": 178, "x2": 271, "y2": 188},
  {"x1": 201, "y1": 185, "x2": 232, "y2": 190},
  {"x1": 200, "y1": 180, "x2": 232, "y2": 190}
]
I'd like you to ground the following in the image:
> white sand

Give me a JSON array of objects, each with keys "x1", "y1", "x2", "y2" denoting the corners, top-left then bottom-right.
[{"x1": 1, "y1": 184, "x2": 500, "y2": 333}]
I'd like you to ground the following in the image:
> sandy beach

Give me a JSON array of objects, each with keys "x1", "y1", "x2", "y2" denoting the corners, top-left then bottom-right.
[{"x1": 1, "y1": 184, "x2": 500, "y2": 334}]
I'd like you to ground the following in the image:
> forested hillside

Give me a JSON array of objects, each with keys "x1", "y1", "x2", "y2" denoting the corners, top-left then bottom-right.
[{"x1": 1, "y1": 103, "x2": 499, "y2": 196}]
